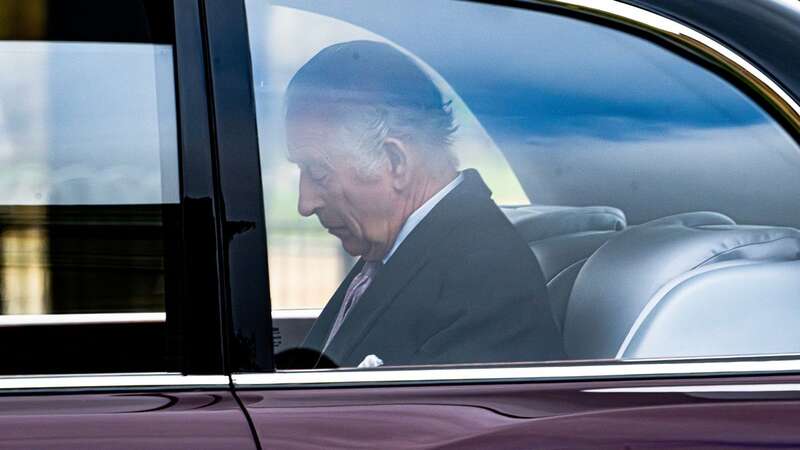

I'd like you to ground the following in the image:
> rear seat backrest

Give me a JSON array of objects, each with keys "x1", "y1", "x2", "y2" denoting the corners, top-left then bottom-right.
[
  {"x1": 501, "y1": 205, "x2": 626, "y2": 331},
  {"x1": 619, "y1": 259, "x2": 800, "y2": 359},
  {"x1": 563, "y1": 211, "x2": 800, "y2": 359}
]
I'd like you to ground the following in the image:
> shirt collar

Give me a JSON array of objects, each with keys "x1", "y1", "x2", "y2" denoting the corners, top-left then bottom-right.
[{"x1": 382, "y1": 172, "x2": 464, "y2": 264}]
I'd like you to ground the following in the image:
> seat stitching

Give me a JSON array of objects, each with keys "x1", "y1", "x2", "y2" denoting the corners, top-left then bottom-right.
[{"x1": 690, "y1": 236, "x2": 800, "y2": 271}]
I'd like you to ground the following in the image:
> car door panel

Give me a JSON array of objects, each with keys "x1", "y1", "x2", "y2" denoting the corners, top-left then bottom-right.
[
  {"x1": 0, "y1": 2, "x2": 256, "y2": 449},
  {"x1": 239, "y1": 375, "x2": 800, "y2": 448},
  {"x1": 0, "y1": 390, "x2": 256, "y2": 450}
]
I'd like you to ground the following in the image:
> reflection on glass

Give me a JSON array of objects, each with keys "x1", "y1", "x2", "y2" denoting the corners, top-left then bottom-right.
[
  {"x1": 249, "y1": 0, "x2": 800, "y2": 364},
  {"x1": 250, "y1": 0, "x2": 800, "y2": 312},
  {"x1": 0, "y1": 42, "x2": 178, "y2": 206},
  {"x1": 0, "y1": 42, "x2": 178, "y2": 315},
  {"x1": 1, "y1": 227, "x2": 48, "y2": 315},
  {"x1": 248, "y1": 1, "x2": 527, "y2": 310}
]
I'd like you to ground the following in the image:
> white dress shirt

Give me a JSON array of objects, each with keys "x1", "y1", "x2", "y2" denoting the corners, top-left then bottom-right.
[{"x1": 382, "y1": 172, "x2": 464, "y2": 264}]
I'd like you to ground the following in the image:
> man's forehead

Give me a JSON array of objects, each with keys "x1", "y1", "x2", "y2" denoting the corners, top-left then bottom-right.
[
  {"x1": 285, "y1": 140, "x2": 319, "y2": 165},
  {"x1": 286, "y1": 116, "x2": 342, "y2": 160},
  {"x1": 286, "y1": 108, "x2": 338, "y2": 132},
  {"x1": 286, "y1": 119, "x2": 333, "y2": 141}
]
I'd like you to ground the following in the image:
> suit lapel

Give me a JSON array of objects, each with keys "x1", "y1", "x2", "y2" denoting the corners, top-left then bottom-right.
[
  {"x1": 322, "y1": 234, "x2": 434, "y2": 364},
  {"x1": 323, "y1": 170, "x2": 492, "y2": 365}
]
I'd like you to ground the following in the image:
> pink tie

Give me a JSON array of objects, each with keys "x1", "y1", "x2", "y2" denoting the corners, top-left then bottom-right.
[{"x1": 323, "y1": 261, "x2": 381, "y2": 352}]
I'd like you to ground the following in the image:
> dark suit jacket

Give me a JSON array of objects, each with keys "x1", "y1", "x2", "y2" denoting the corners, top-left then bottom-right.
[{"x1": 301, "y1": 169, "x2": 565, "y2": 367}]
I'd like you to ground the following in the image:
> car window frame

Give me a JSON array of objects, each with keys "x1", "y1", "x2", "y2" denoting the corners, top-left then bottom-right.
[
  {"x1": 224, "y1": 0, "x2": 800, "y2": 384},
  {"x1": 0, "y1": 0, "x2": 230, "y2": 391}
]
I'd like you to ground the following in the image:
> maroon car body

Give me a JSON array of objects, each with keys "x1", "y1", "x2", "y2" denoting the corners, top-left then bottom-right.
[
  {"x1": 241, "y1": 375, "x2": 800, "y2": 449},
  {"x1": 1, "y1": 0, "x2": 800, "y2": 449},
  {"x1": 0, "y1": 391, "x2": 255, "y2": 450}
]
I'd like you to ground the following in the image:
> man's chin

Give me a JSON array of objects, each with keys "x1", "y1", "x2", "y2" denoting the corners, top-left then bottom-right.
[{"x1": 340, "y1": 238, "x2": 369, "y2": 258}]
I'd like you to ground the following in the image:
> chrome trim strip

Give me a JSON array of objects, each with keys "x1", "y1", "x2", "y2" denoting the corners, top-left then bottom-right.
[
  {"x1": 585, "y1": 383, "x2": 800, "y2": 393},
  {"x1": 540, "y1": 0, "x2": 800, "y2": 133},
  {"x1": 232, "y1": 359, "x2": 800, "y2": 387},
  {"x1": 0, "y1": 312, "x2": 166, "y2": 327},
  {"x1": 0, "y1": 373, "x2": 229, "y2": 391},
  {"x1": 271, "y1": 309, "x2": 322, "y2": 320}
]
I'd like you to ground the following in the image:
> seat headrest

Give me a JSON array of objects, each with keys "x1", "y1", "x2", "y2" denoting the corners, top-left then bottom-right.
[
  {"x1": 501, "y1": 205, "x2": 626, "y2": 242},
  {"x1": 563, "y1": 211, "x2": 800, "y2": 359}
]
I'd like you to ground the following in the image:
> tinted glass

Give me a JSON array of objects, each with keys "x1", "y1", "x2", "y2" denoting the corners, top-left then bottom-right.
[
  {"x1": 0, "y1": 42, "x2": 178, "y2": 315},
  {"x1": 0, "y1": 0, "x2": 180, "y2": 374},
  {"x1": 247, "y1": 0, "x2": 800, "y2": 368}
]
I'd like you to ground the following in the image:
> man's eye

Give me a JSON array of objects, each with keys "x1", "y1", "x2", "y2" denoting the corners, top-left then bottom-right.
[{"x1": 307, "y1": 166, "x2": 328, "y2": 183}]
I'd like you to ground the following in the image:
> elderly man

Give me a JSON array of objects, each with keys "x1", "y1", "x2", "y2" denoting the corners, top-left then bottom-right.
[{"x1": 287, "y1": 40, "x2": 564, "y2": 368}]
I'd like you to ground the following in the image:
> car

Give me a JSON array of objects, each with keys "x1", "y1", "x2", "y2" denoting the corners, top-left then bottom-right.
[{"x1": 1, "y1": 0, "x2": 799, "y2": 448}]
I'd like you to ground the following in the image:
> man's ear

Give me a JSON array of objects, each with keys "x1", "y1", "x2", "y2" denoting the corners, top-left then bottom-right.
[{"x1": 383, "y1": 137, "x2": 412, "y2": 190}]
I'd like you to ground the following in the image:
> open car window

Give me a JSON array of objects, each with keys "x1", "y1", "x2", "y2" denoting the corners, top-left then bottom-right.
[{"x1": 246, "y1": 0, "x2": 800, "y2": 370}]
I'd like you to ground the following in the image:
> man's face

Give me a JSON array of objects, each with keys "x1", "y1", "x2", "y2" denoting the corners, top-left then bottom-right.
[{"x1": 286, "y1": 116, "x2": 403, "y2": 261}]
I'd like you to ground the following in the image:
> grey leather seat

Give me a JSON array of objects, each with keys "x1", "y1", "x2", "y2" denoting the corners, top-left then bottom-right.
[
  {"x1": 501, "y1": 205, "x2": 626, "y2": 331},
  {"x1": 564, "y1": 211, "x2": 800, "y2": 360}
]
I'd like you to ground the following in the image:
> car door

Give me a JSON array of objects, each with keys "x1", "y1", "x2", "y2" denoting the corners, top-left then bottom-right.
[
  {"x1": 0, "y1": 1, "x2": 255, "y2": 448},
  {"x1": 220, "y1": 0, "x2": 800, "y2": 447}
]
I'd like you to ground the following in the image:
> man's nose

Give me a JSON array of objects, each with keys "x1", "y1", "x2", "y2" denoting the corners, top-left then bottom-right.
[{"x1": 297, "y1": 172, "x2": 323, "y2": 217}]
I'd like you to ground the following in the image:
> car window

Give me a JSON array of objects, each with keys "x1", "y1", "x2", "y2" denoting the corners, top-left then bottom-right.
[
  {"x1": 0, "y1": 1, "x2": 181, "y2": 374},
  {"x1": 246, "y1": 0, "x2": 800, "y2": 369}
]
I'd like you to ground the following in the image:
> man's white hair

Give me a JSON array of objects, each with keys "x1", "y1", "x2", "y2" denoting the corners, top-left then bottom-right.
[
  {"x1": 285, "y1": 40, "x2": 459, "y2": 180},
  {"x1": 336, "y1": 101, "x2": 459, "y2": 181}
]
